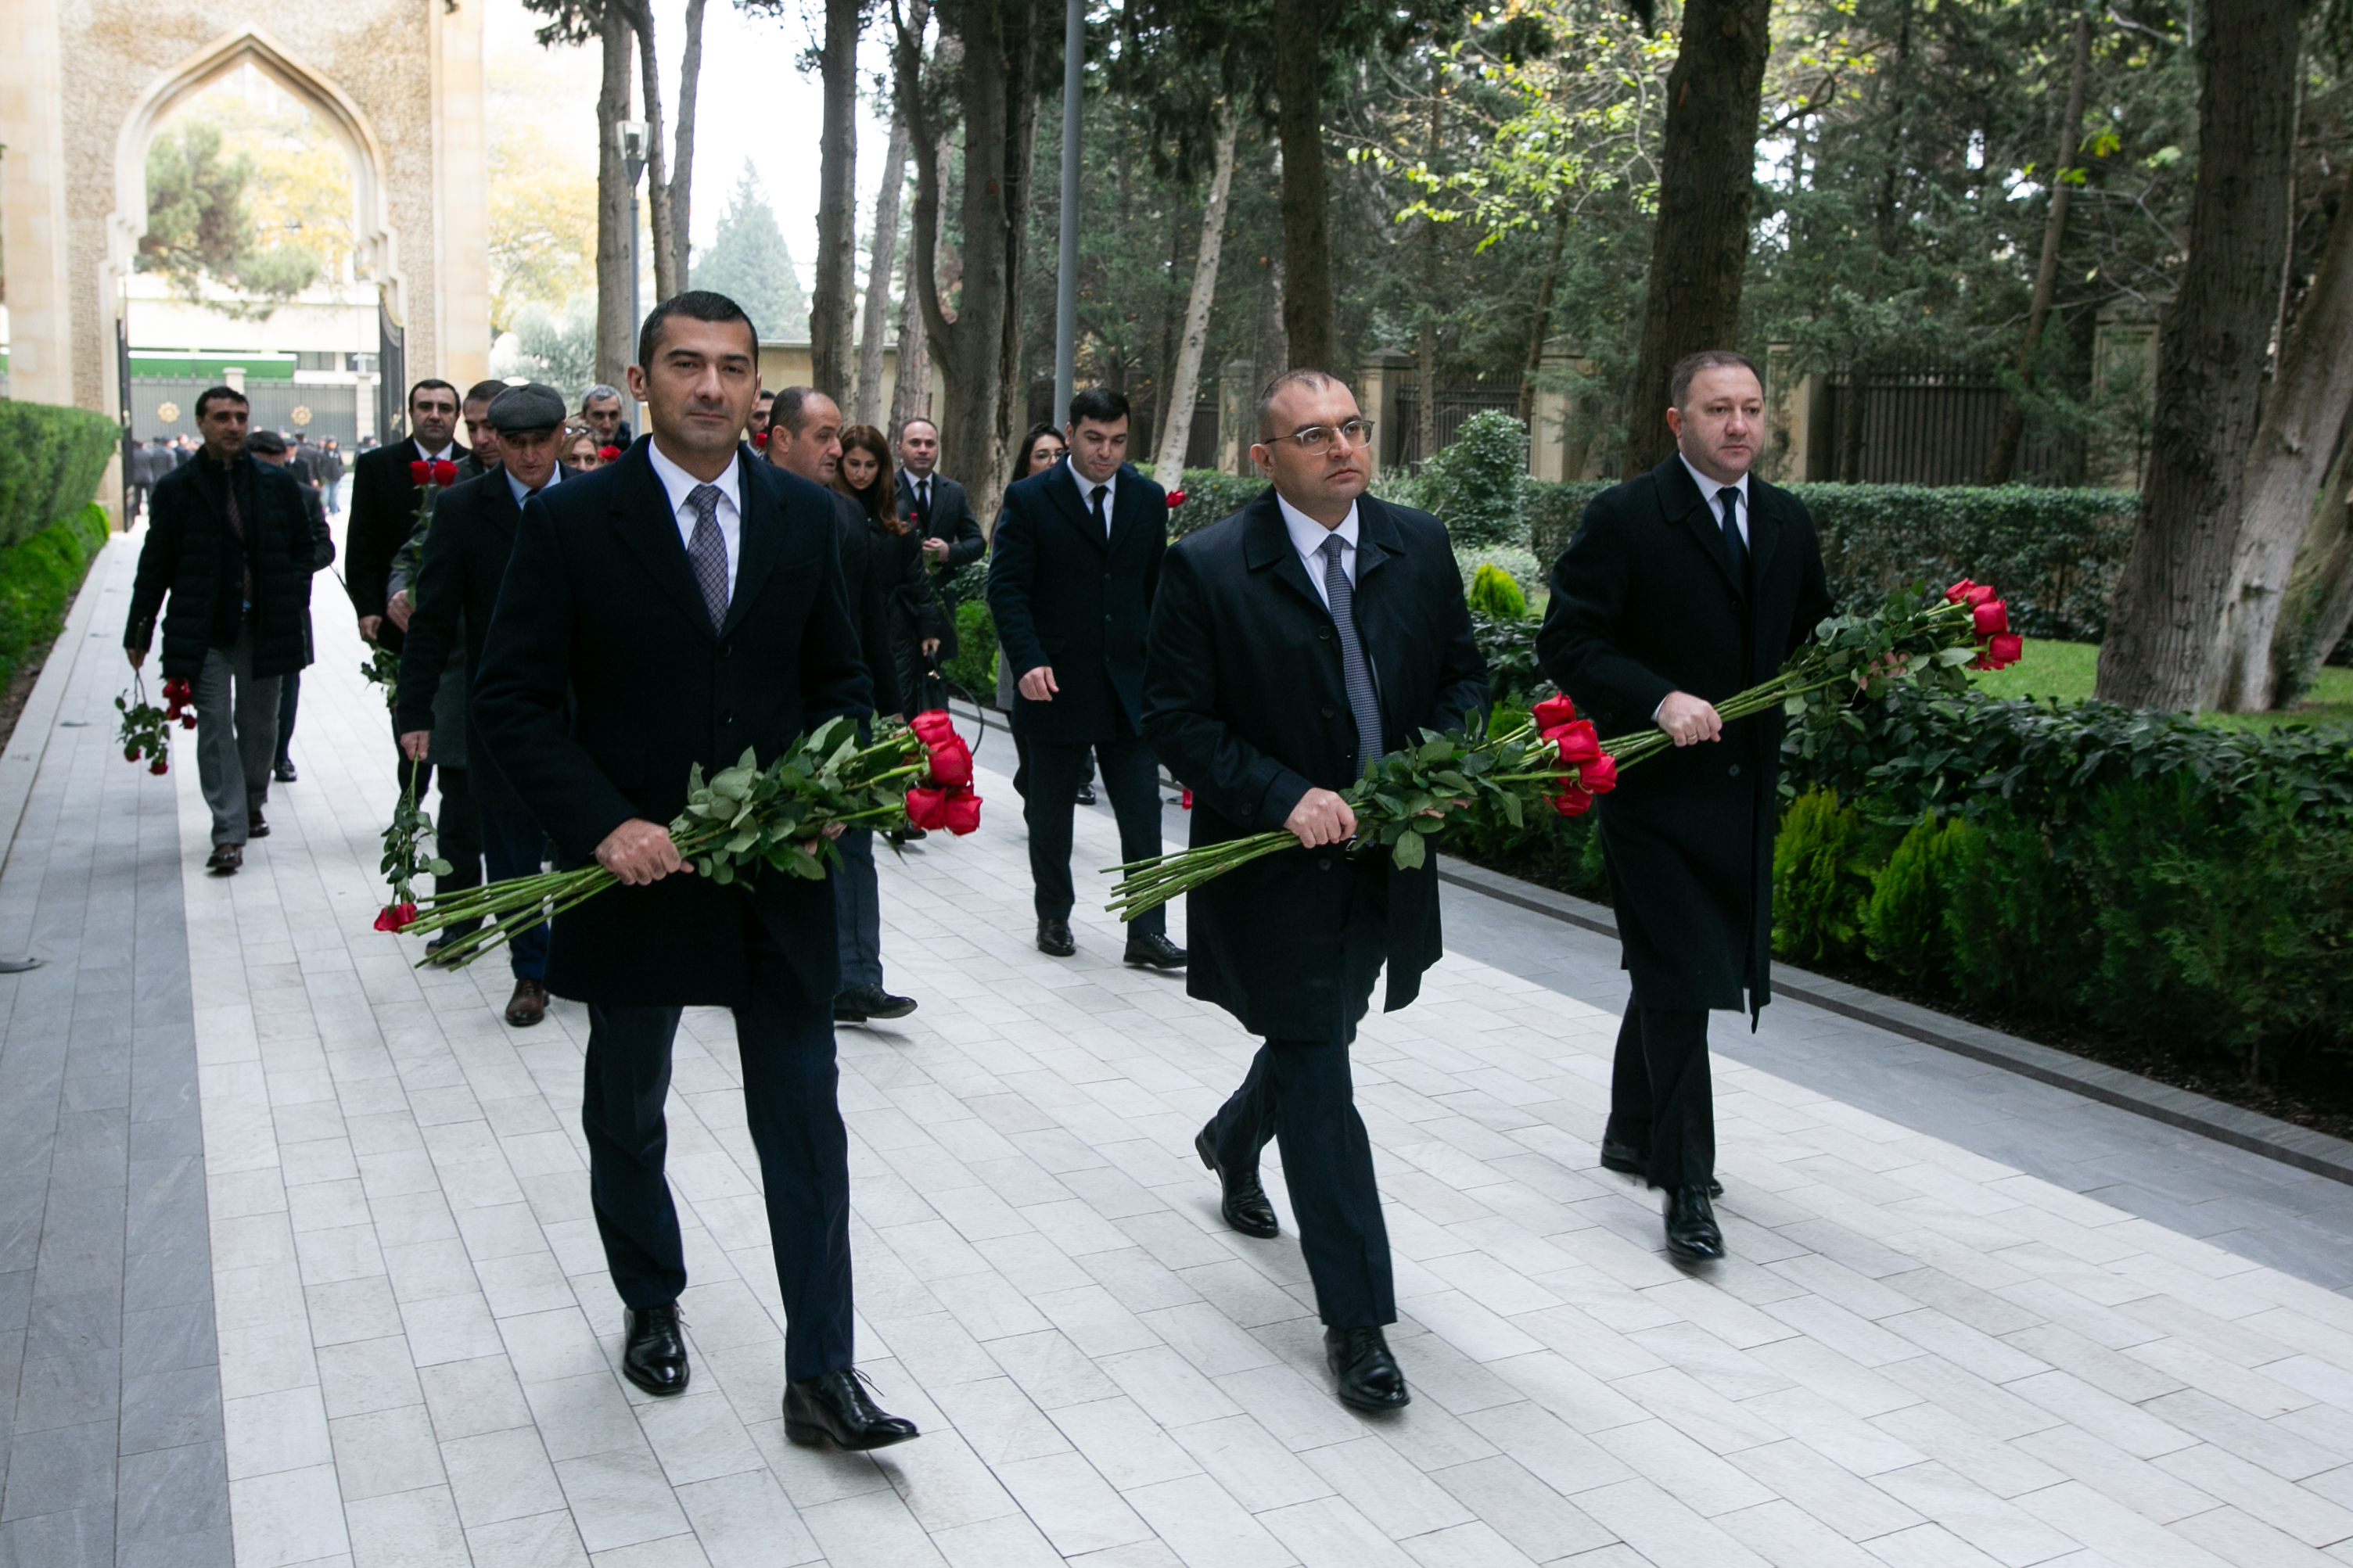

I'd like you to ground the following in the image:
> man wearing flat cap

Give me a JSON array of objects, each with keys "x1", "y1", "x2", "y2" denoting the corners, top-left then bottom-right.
[{"x1": 397, "y1": 382, "x2": 575, "y2": 1027}]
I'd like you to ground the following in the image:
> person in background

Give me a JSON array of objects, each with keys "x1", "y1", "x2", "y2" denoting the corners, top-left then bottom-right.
[
  {"x1": 318, "y1": 437, "x2": 346, "y2": 515},
  {"x1": 124, "y1": 388, "x2": 314, "y2": 874},
  {"x1": 896, "y1": 418, "x2": 984, "y2": 686},
  {"x1": 580, "y1": 384, "x2": 634, "y2": 449},
  {"x1": 244, "y1": 429, "x2": 336, "y2": 787},
  {"x1": 564, "y1": 426, "x2": 608, "y2": 472},
  {"x1": 750, "y1": 389, "x2": 776, "y2": 445},
  {"x1": 458, "y1": 380, "x2": 508, "y2": 481},
  {"x1": 997, "y1": 423, "x2": 1067, "y2": 801},
  {"x1": 125, "y1": 440, "x2": 154, "y2": 525},
  {"x1": 769, "y1": 393, "x2": 914, "y2": 1027}
]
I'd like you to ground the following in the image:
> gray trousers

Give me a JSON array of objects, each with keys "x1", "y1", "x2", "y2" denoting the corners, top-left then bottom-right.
[
  {"x1": 833, "y1": 827, "x2": 883, "y2": 992},
  {"x1": 194, "y1": 630, "x2": 281, "y2": 846}
]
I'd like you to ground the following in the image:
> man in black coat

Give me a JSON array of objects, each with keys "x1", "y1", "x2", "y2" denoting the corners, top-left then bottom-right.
[
  {"x1": 987, "y1": 386, "x2": 1186, "y2": 967},
  {"x1": 124, "y1": 387, "x2": 318, "y2": 874},
  {"x1": 1144, "y1": 368, "x2": 1487, "y2": 1412},
  {"x1": 244, "y1": 429, "x2": 336, "y2": 788},
  {"x1": 898, "y1": 417, "x2": 983, "y2": 662},
  {"x1": 472, "y1": 292, "x2": 919, "y2": 1452},
  {"x1": 398, "y1": 383, "x2": 573, "y2": 1030},
  {"x1": 1536, "y1": 350, "x2": 1835, "y2": 1263},
  {"x1": 346, "y1": 379, "x2": 466, "y2": 651}
]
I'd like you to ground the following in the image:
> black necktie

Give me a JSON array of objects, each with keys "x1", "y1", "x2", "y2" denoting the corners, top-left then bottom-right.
[
  {"x1": 1718, "y1": 486, "x2": 1748, "y2": 578},
  {"x1": 918, "y1": 478, "x2": 931, "y2": 513},
  {"x1": 1090, "y1": 484, "x2": 1109, "y2": 538}
]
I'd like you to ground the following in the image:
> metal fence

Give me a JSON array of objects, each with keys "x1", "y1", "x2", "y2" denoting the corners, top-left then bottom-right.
[
  {"x1": 1387, "y1": 382, "x2": 1523, "y2": 468},
  {"x1": 129, "y1": 378, "x2": 360, "y2": 445},
  {"x1": 1814, "y1": 364, "x2": 2078, "y2": 486}
]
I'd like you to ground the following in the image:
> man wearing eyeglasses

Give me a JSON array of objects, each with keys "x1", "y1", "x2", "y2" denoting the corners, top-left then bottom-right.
[
  {"x1": 988, "y1": 386, "x2": 1188, "y2": 970},
  {"x1": 1141, "y1": 370, "x2": 1487, "y2": 1413}
]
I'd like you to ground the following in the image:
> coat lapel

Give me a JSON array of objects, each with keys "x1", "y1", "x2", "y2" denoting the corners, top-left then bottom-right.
[
  {"x1": 611, "y1": 445, "x2": 721, "y2": 637},
  {"x1": 1747, "y1": 478, "x2": 1783, "y2": 597},
  {"x1": 1239, "y1": 491, "x2": 1330, "y2": 620},
  {"x1": 722, "y1": 449, "x2": 783, "y2": 639},
  {"x1": 1656, "y1": 454, "x2": 1746, "y2": 601},
  {"x1": 1048, "y1": 458, "x2": 1108, "y2": 551},
  {"x1": 1105, "y1": 465, "x2": 1155, "y2": 558}
]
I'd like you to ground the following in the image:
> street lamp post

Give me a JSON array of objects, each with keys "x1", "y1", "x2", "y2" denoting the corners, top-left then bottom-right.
[{"x1": 620, "y1": 118, "x2": 650, "y2": 417}]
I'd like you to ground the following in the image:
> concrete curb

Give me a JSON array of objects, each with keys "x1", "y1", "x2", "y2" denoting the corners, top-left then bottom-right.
[
  {"x1": 1433, "y1": 853, "x2": 2353, "y2": 1189},
  {"x1": 0, "y1": 533, "x2": 127, "y2": 881}
]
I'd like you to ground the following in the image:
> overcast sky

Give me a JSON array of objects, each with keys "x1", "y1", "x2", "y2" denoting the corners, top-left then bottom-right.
[{"x1": 484, "y1": 0, "x2": 900, "y2": 289}]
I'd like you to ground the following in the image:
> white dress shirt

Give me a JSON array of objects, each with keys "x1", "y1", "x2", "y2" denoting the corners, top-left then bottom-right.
[
  {"x1": 647, "y1": 440, "x2": 743, "y2": 597},
  {"x1": 505, "y1": 464, "x2": 562, "y2": 508},
  {"x1": 1677, "y1": 454, "x2": 1750, "y2": 546},
  {"x1": 1065, "y1": 458, "x2": 1117, "y2": 536},
  {"x1": 1277, "y1": 493, "x2": 1361, "y2": 611},
  {"x1": 414, "y1": 438, "x2": 456, "y2": 464}
]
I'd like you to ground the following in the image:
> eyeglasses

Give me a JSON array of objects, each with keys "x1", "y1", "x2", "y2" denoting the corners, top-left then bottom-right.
[{"x1": 1267, "y1": 418, "x2": 1375, "y2": 454}]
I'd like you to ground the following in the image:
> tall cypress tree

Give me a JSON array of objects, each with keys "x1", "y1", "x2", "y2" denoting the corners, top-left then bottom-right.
[{"x1": 690, "y1": 162, "x2": 812, "y2": 343}]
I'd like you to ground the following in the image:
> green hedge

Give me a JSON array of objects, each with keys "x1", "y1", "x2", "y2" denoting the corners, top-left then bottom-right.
[
  {"x1": 0, "y1": 503, "x2": 113, "y2": 694},
  {"x1": 941, "y1": 599, "x2": 997, "y2": 707},
  {"x1": 0, "y1": 402, "x2": 120, "y2": 548},
  {"x1": 1170, "y1": 469, "x2": 1268, "y2": 537},
  {"x1": 1525, "y1": 481, "x2": 2137, "y2": 641}
]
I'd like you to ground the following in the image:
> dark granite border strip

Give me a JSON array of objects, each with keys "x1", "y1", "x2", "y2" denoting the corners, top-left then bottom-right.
[{"x1": 1434, "y1": 854, "x2": 2353, "y2": 1191}]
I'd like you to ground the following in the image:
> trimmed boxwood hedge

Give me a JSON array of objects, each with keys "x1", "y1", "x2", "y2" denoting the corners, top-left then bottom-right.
[
  {"x1": 0, "y1": 502, "x2": 113, "y2": 694},
  {"x1": 0, "y1": 401, "x2": 121, "y2": 547}
]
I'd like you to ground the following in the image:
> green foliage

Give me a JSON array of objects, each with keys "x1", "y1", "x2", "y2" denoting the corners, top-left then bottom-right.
[
  {"x1": 940, "y1": 600, "x2": 998, "y2": 706},
  {"x1": 1771, "y1": 790, "x2": 1883, "y2": 965},
  {"x1": 691, "y1": 163, "x2": 810, "y2": 343},
  {"x1": 1399, "y1": 411, "x2": 1531, "y2": 548},
  {"x1": 140, "y1": 120, "x2": 319, "y2": 314},
  {"x1": 1169, "y1": 469, "x2": 1269, "y2": 537},
  {"x1": 1470, "y1": 612, "x2": 1543, "y2": 701},
  {"x1": 1467, "y1": 562, "x2": 1527, "y2": 621},
  {"x1": 0, "y1": 504, "x2": 113, "y2": 696},
  {"x1": 501, "y1": 296, "x2": 600, "y2": 399},
  {"x1": 1862, "y1": 814, "x2": 1968, "y2": 982},
  {"x1": 0, "y1": 403, "x2": 121, "y2": 549}
]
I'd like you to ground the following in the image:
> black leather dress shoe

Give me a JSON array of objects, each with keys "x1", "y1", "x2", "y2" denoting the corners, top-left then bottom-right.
[
  {"x1": 1123, "y1": 932, "x2": 1187, "y2": 969},
  {"x1": 1195, "y1": 1122, "x2": 1278, "y2": 1238},
  {"x1": 1664, "y1": 1186, "x2": 1726, "y2": 1262},
  {"x1": 273, "y1": 759, "x2": 297, "y2": 784},
  {"x1": 784, "y1": 1368, "x2": 920, "y2": 1451},
  {"x1": 1036, "y1": 919, "x2": 1076, "y2": 957},
  {"x1": 621, "y1": 1303, "x2": 689, "y2": 1396},
  {"x1": 1325, "y1": 1326, "x2": 1410, "y2": 1412},
  {"x1": 247, "y1": 809, "x2": 271, "y2": 839},
  {"x1": 834, "y1": 985, "x2": 918, "y2": 1023},
  {"x1": 1601, "y1": 1138, "x2": 1722, "y2": 1199},
  {"x1": 1074, "y1": 782, "x2": 1097, "y2": 806}
]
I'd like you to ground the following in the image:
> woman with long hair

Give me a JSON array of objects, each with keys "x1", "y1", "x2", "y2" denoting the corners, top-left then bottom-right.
[
  {"x1": 1009, "y1": 422, "x2": 1067, "y2": 487},
  {"x1": 835, "y1": 424, "x2": 940, "y2": 721}
]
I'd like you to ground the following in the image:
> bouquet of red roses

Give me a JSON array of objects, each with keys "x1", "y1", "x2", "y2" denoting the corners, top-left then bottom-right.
[
  {"x1": 1105, "y1": 578, "x2": 2024, "y2": 919},
  {"x1": 115, "y1": 676, "x2": 195, "y2": 776},
  {"x1": 381, "y1": 710, "x2": 984, "y2": 967}
]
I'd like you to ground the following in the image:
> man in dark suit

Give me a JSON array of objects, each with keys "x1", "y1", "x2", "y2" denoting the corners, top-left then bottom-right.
[
  {"x1": 472, "y1": 291, "x2": 919, "y2": 1451},
  {"x1": 987, "y1": 387, "x2": 1186, "y2": 968},
  {"x1": 1536, "y1": 350, "x2": 1834, "y2": 1263},
  {"x1": 898, "y1": 417, "x2": 983, "y2": 665},
  {"x1": 397, "y1": 383, "x2": 573, "y2": 1029},
  {"x1": 457, "y1": 380, "x2": 508, "y2": 481},
  {"x1": 580, "y1": 384, "x2": 634, "y2": 450},
  {"x1": 346, "y1": 379, "x2": 465, "y2": 651},
  {"x1": 124, "y1": 388, "x2": 320, "y2": 874},
  {"x1": 244, "y1": 429, "x2": 336, "y2": 788},
  {"x1": 1144, "y1": 368, "x2": 1487, "y2": 1412}
]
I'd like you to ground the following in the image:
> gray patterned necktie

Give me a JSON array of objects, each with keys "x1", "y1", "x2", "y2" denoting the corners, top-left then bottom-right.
[
  {"x1": 1320, "y1": 533, "x2": 1381, "y2": 776},
  {"x1": 686, "y1": 483, "x2": 730, "y2": 631}
]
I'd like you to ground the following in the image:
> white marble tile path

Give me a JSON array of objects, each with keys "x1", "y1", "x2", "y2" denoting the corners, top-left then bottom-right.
[{"x1": 66, "y1": 533, "x2": 2353, "y2": 1566}]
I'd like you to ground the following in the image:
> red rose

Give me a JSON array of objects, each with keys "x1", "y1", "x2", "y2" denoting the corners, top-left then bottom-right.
[
  {"x1": 1972, "y1": 598, "x2": 2009, "y2": 637},
  {"x1": 598, "y1": 445, "x2": 621, "y2": 461},
  {"x1": 1579, "y1": 752, "x2": 1618, "y2": 795},
  {"x1": 372, "y1": 902, "x2": 420, "y2": 933},
  {"x1": 1180, "y1": 789, "x2": 1193, "y2": 809},
  {"x1": 941, "y1": 785, "x2": 983, "y2": 835},
  {"x1": 1550, "y1": 785, "x2": 1594, "y2": 818},
  {"x1": 910, "y1": 709, "x2": 957, "y2": 742},
  {"x1": 905, "y1": 785, "x2": 950, "y2": 831},
  {"x1": 1532, "y1": 694, "x2": 1577, "y2": 731},
  {"x1": 1944, "y1": 579, "x2": 1978, "y2": 605},
  {"x1": 1960, "y1": 583, "x2": 1996, "y2": 609},
  {"x1": 125, "y1": 745, "x2": 141, "y2": 762},
  {"x1": 925, "y1": 734, "x2": 974, "y2": 788},
  {"x1": 149, "y1": 759, "x2": 168, "y2": 776},
  {"x1": 1987, "y1": 631, "x2": 2024, "y2": 666},
  {"x1": 1551, "y1": 720, "x2": 1602, "y2": 766},
  {"x1": 431, "y1": 461, "x2": 459, "y2": 486},
  {"x1": 409, "y1": 460, "x2": 433, "y2": 484},
  {"x1": 1166, "y1": 490, "x2": 1187, "y2": 508},
  {"x1": 753, "y1": 429, "x2": 769, "y2": 449},
  {"x1": 181, "y1": 716, "x2": 196, "y2": 730}
]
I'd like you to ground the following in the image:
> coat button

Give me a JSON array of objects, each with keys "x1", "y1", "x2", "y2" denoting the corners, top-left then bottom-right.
[
  {"x1": 720, "y1": 709, "x2": 735, "y2": 725},
  {"x1": 1318, "y1": 856, "x2": 1331, "y2": 870},
  {"x1": 1321, "y1": 704, "x2": 1336, "y2": 718},
  {"x1": 1728, "y1": 762, "x2": 1741, "y2": 777},
  {"x1": 719, "y1": 640, "x2": 731, "y2": 659},
  {"x1": 1317, "y1": 627, "x2": 1331, "y2": 640}
]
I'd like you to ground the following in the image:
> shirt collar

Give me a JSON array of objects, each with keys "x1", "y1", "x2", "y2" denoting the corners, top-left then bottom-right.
[
  {"x1": 414, "y1": 437, "x2": 455, "y2": 463},
  {"x1": 1066, "y1": 457, "x2": 1117, "y2": 508},
  {"x1": 1277, "y1": 492, "x2": 1360, "y2": 560},
  {"x1": 505, "y1": 465, "x2": 561, "y2": 506},
  {"x1": 1677, "y1": 453, "x2": 1749, "y2": 511},
  {"x1": 646, "y1": 439, "x2": 741, "y2": 518}
]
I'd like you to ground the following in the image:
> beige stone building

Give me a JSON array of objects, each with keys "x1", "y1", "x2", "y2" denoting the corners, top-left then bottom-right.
[{"x1": 0, "y1": 0, "x2": 489, "y2": 504}]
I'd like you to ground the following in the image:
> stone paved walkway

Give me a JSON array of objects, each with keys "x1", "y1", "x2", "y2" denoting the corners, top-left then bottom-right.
[{"x1": 5, "y1": 533, "x2": 2353, "y2": 1566}]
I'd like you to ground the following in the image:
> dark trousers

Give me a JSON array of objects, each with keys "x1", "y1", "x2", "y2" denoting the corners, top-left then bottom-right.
[
  {"x1": 1605, "y1": 1005, "x2": 1715, "y2": 1188},
  {"x1": 275, "y1": 669, "x2": 300, "y2": 768},
  {"x1": 834, "y1": 827, "x2": 882, "y2": 992},
  {"x1": 479, "y1": 806, "x2": 550, "y2": 980},
  {"x1": 1212, "y1": 1038, "x2": 1394, "y2": 1329},
  {"x1": 1022, "y1": 734, "x2": 1165, "y2": 935},
  {"x1": 401, "y1": 755, "x2": 484, "y2": 920},
  {"x1": 580, "y1": 924, "x2": 853, "y2": 1380}
]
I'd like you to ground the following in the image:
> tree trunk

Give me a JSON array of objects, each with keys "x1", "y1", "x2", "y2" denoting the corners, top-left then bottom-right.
[
  {"x1": 630, "y1": 3, "x2": 678, "y2": 304},
  {"x1": 595, "y1": 5, "x2": 636, "y2": 385},
  {"x1": 2269, "y1": 427, "x2": 2353, "y2": 705},
  {"x1": 2093, "y1": 0, "x2": 2302, "y2": 712},
  {"x1": 2211, "y1": 192, "x2": 2353, "y2": 709},
  {"x1": 1154, "y1": 106, "x2": 1239, "y2": 488},
  {"x1": 1271, "y1": 0, "x2": 1335, "y2": 372},
  {"x1": 1622, "y1": 0, "x2": 1773, "y2": 476},
  {"x1": 1518, "y1": 204, "x2": 1571, "y2": 427},
  {"x1": 986, "y1": 0, "x2": 1040, "y2": 532},
  {"x1": 855, "y1": 0, "x2": 924, "y2": 427},
  {"x1": 670, "y1": 0, "x2": 706, "y2": 291},
  {"x1": 1415, "y1": 81, "x2": 1442, "y2": 465},
  {"x1": 899, "y1": 0, "x2": 1011, "y2": 528},
  {"x1": 1983, "y1": 9, "x2": 2090, "y2": 486},
  {"x1": 890, "y1": 127, "x2": 950, "y2": 441},
  {"x1": 812, "y1": 0, "x2": 863, "y2": 399}
]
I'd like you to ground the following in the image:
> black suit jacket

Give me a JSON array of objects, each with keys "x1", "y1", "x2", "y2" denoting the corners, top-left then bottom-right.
[
  {"x1": 346, "y1": 436, "x2": 469, "y2": 650},
  {"x1": 902, "y1": 469, "x2": 984, "y2": 660},
  {"x1": 829, "y1": 489, "x2": 901, "y2": 717},
  {"x1": 1143, "y1": 489, "x2": 1488, "y2": 1041},
  {"x1": 1536, "y1": 454, "x2": 1835, "y2": 1014},
  {"x1": 396, "y1": 469, "x2": 544, "y2": 812},
  {"x1": 472, "y1": 440, "x2": 871, "y2": 1007},
  {"x1": 988, "y1": 459, "x2": 1168, "y2": 745}
]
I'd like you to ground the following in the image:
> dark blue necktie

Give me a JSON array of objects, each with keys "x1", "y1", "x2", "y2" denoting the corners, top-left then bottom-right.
[
  {"x1": 1718, "y1": 486, "x2": 1748, "y2": 578},
  {"x1": 1320, "y1": 534, "x2": 1382, "y2": 776}
]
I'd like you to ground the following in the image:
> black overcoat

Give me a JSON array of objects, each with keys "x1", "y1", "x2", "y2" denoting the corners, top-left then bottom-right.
[
  {"x1": 903, "y1": 469, "x2": 984, "y2": 660},
  {"x1": 828, "y1": 488, "x2": 901, "y2": 716},
  {"x1": 1535, "y1": 455, "x2": 1834, "y2": 1015},
  {"x1": 1142, "y1": 490, "x2": 1488, "y2": 1042},
  {"x1": 989, "y1": 459, "x2": 1167, "y2": 745},
  {"x1": 345, "y1": 436, "x2": 469, "y2": 650},
  {"x1": 471, "y1": 440, "x2": 872, "y2": 1008},
  {"x1": 125, "y1": 452, "x2": 317, "y2": 680}
]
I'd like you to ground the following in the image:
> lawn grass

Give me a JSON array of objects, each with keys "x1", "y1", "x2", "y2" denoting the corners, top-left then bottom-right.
[{"x1": 1969, "y1": 637, "x2": 2353, "y2": 731}]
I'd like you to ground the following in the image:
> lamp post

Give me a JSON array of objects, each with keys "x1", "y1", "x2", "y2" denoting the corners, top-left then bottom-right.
[
  {"x1": 619, "y1": 117, "x2": 650, "y2": 419},
  {"x1": 1051, "y1": 0, "x2": 1083, "y2": 427}
]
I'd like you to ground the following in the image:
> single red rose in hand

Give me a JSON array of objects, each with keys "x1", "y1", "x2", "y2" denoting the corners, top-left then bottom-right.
[
  {"x1": 1550, "y1": 785, "x2": 1594, "y2": 818},
  {"x1": 598, "y1": 445, "x2": 621, "y2": 462},
  {"x1": 753, "y1": 430, "x2": 768, "y2": 449},
  {"x1": 905, "y1": 785, "x2": 949, "y2": 831},
  {"x1": 180, "y1": 716, "x2": 196, "y2": 730},
  {"x1": 1550, "y1": 719, "x2": 1602, "y2": 766},
  {"x1": 1532, "y1": 694, "x2": 1577, "y2": 731},
  {"x1": 1972, "y1": 598, "x2": 2010, "y2": 637},
  {"x1": 1944, "y1": 579, "x2": 1978, "y2": 605},
  {"x1": 941, "y1": 785, "x2": 983, "y2": 835},
  {"x1": 410, "y1": 460, "x2": 433, "y2": 485},
  {"x1": 149, "y1": 759, "x2": 168, "y2": 776},
  {"x1": 431, "y1": 460, "x2": 459, "y2": 486},
  {"x1": 1166, "y1": 490, "x2": 1187, "y2": 508},
  {"x1": 1987, "y1": 631, "x2": 2024, "y2": 666},
  {"x1": 1579, "y1": 752, "x2": 1618, "y2": 795},
  {"x1": 1180, "y1": 789, "x2": 1193, "y2": 809}
]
